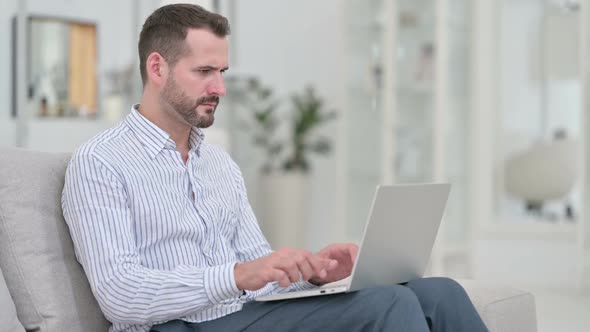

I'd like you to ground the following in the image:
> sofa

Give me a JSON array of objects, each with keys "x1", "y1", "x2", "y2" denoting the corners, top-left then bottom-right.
[{"x1": 0, "y1": 147, "x2": 538, "y2": 331}]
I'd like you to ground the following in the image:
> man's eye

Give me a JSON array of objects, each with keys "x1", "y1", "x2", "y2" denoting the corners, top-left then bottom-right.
[{"x1": 199, "y1": 69, "x2": 212, "y2": 74}]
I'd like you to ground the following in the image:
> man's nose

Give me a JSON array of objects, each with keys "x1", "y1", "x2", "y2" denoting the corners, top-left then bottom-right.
[{"x1": 207, "y1": 73, "x2": 226, "y2": 97}]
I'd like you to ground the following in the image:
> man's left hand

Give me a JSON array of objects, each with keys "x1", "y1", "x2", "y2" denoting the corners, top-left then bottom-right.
[{"x1": 309, "y1": 243, "x2": 358, "y2": 286}]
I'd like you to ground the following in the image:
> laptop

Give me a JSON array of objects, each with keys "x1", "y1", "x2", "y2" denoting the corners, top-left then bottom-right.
[{"x1": 255, "y1": 183, "x2": 451, "y2": 302}]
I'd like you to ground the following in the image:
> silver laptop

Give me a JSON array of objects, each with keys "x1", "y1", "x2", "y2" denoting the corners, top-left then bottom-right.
[{"x1": 255, "y1": 183, "x2": 451, "y2": 302}]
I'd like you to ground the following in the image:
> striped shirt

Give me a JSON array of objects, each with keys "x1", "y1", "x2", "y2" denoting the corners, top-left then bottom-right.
[{"x1": 62, "y1": 106, "x2": 315, "y2": 332}]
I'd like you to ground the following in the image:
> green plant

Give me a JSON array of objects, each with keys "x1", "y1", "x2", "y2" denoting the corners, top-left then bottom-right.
[
  {"x1": 228, "y1": 78, "x2": 336, "y2": 174},
  {"x1": 282, "y1": 86, "x2": 337, "y2": 172},
  {"x1": 227, "y1": 78, "x2": 283, "y2": 173}
]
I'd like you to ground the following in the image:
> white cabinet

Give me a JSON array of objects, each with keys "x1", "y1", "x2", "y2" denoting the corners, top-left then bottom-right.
[
  {"x1": 342, "y1": 0, "x2": 473, "y2": 277},
  {"x1": 343, "y1": 0, "x2": 590, "y2": 288}
]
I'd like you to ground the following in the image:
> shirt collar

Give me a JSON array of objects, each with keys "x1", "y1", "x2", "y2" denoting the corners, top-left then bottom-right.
[
  {"x1": 189, "y1": 125, "x2": 205, "y2": 156},
  {"x1": 125, "y1": 104, "x2": 205, "y2": 159}
]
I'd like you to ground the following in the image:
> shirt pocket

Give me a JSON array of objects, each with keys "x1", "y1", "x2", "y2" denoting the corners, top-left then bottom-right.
[{"x1": 214, "y1": 203, "x2": 239, "y2": 238}]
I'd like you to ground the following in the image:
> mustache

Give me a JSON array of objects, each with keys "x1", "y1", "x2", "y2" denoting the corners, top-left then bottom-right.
[{"x1": 196, "y1": 96, "x2": 219, "y2": 106}]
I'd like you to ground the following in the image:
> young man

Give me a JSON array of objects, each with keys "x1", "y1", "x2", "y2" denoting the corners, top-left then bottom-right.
[{"x1": 62, "y1": 4, "x2": 488, "y2": 332}]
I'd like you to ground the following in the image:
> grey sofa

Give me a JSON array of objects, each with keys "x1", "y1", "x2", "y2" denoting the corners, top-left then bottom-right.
[{"x1": 0, "y1": 147, "x2": 538, "y2": 331}]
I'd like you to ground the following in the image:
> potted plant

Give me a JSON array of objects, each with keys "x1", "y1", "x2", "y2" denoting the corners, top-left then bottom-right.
[
  {"x1": 282, "y1": 86, "x2": 337, "y2": 172},
  {"x1": 229, "y1": 78, "x2": 337, "y2": 248},
  {"x1": 227, "y1": 77, "x2": 283, "y2": 174}
]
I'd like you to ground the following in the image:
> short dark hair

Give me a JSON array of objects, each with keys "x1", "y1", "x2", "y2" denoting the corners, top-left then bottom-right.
[{"x1": 138, "y1": 3, "x2": 230, "y2": 85}]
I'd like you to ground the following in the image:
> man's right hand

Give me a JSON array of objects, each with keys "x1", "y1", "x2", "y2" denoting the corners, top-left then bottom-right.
[{"x1": 234, "y1": 248, "x2": 337, "y2": 291}]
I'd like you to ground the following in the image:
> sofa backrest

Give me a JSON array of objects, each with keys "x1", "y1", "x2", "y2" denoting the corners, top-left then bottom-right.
[
  {"x1": 0, "y1": 147, "x2": 110, "y2": 331},
  {"x1": 0, "y1": 266, "x2": 25, "y2": 332}
]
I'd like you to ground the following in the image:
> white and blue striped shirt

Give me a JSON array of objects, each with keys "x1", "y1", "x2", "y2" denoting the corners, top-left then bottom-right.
[{"x1": 62, "y1": 106, "x2": 314, "y2": 332}]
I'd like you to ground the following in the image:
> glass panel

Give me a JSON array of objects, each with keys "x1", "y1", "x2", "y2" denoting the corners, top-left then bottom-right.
[
  {"x1": 394, "y1": 0, "x2": 435, "y2": 183},
  {"x1": 28, "y1": 19, "x2": 69, "y2": 117},
  {"x1": 497, "y1": 0, "x2": 581, "y2": 225},
  {"x1": 344, "y1": 0, "x2": 385, "y2": 241}
]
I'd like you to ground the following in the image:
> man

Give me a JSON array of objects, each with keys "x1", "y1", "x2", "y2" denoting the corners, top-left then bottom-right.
[{"x1": 62, "y1": 4, "x2": 488, "y2": 332}]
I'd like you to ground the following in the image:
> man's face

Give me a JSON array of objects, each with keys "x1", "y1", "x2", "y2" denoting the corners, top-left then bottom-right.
[{"x1": 160, "y1": 28, "x2": 228, "y2": 128}]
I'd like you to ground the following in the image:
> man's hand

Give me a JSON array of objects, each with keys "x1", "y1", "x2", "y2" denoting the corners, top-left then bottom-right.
[
  {"x1": 234, "y1": 248, "x2": 337, "y2": 291},
  {"x1": 309, "y1": 243, "x2": 358, "y2": 286}
]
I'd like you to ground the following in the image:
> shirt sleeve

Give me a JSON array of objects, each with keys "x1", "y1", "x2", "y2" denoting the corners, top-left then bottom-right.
[
  {"x1": 62, "y1": 153, "x2": 242, "y2": 325},
  {"x1": 228, "y1": 163, "x2": 317, "y2": 299}
]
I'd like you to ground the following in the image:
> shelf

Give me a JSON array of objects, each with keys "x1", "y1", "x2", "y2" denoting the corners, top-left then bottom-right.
[
  {"x1": 479, "y1": 222, "x2": 578, "y2": 241},
  {"x1": 396, "y1": 84, "x2": 434, "y2": 95}
]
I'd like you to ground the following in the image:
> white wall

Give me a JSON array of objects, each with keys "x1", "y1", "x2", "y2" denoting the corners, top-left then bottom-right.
[
  {"x1": 0, "y1": 0, "x2": 159, "y2": 151},
  {"x1": 0, "y1": 0, "x2": 347, "y2": 248},
  {"x1": 231, "y1": 0, "x2": 348, "y2": 250},
  {"x1": 500, "y1": 0, "x2": 581, "y2": 142},
  {"x1": 499, "y1": 1, "x2": 544, "y2": 140},
  {"x1": 1, "y1": 0, "x2": 348, "y2": 250}
]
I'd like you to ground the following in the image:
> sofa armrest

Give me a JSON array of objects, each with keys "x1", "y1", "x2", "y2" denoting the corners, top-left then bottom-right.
[{"x1": 456, "y1": 279, "x2": 537, "y2": 332}]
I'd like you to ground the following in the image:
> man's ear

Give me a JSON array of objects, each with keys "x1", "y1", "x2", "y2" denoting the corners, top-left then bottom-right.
[{"x1": 145, "y1": 52, "x2": 169, "y2": 87}]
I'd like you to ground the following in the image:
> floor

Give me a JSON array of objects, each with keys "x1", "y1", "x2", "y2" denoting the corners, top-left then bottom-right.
[
  {"x1": 532, "y1": 286, "x2": 590, "y2": 332},
  {"x1": 469, "y1": 233, "x2": 589, "y2": 332}
]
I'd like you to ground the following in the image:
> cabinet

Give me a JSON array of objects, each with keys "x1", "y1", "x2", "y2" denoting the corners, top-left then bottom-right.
[
  {"x1": 343, "y1": 0, "x2": 590, "y2": 288},
  {"x1": 342, "y1": 0, "x2": 473, "y2": 277}
]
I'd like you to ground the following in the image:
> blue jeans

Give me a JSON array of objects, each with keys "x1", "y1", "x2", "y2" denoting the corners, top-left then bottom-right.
[{"x1": 151, "y1": 277, "x2": 488, "y2": 332}]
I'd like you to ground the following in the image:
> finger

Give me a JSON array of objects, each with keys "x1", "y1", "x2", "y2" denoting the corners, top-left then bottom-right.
[
  {"x1": 312, "y1": 256, "x2": 337, "y2": 278},
  {"x1": 296, "y1": 257, "x2": 315, "y2": 281},
  {"x1": 307, "y1": 255, "x2": 328, "y2": 277},
  {"x1": 271, "y1": 250, "x2": 308, "y2": 284},
  {"x1": 326, "y1": 259, "x2": 338, "y2": 271},
  {"x1": 276, "y1": 260, "x2": 301, "y2": 283},
  {"x1": 348, "y1": 244, "x2": 359, "y2": 263},
  {"x1": 271, "y1": 269, "x2": 291, "y2": 288}
]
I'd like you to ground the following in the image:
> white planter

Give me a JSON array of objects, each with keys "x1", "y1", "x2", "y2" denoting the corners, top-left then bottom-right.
[{"x1": 257, "y1": 172, "x2": 310, "y2": 249}]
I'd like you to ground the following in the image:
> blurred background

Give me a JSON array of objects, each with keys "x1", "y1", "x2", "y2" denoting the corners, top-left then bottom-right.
[{"x1": 1, "y1": 0, "x2": 589, "y2": 330}]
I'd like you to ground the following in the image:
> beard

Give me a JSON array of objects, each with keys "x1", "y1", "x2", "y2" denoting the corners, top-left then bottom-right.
[{"x1": 160, "y1": 75, "x2": 219, "y2": 128}]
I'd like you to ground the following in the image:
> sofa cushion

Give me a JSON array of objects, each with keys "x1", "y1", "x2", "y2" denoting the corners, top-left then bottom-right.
[
  {"x1": 0, "y1": 266, "x2": 25, "y2": 332},
  {"x1": 0, "y1": 148, "x2": 110, "y2": 331},
  {"x1": 458, "y1": 280, "x2": 538, "y2": 332}
]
